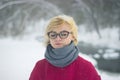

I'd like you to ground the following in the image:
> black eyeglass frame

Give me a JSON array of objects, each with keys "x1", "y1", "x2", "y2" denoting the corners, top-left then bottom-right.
[{"x1": 47, "y1": 30, "x2": 72, "y2": 39}]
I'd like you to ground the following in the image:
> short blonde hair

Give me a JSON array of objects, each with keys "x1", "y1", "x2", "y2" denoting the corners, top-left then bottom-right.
[{"x1": 44, "y1": 15, "x2": 78, "y2": 46}]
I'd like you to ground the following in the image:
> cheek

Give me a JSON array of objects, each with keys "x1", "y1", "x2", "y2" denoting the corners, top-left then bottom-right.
[
  {"x1": 64, "y1": 37, "x2": 73, "y2": 44},
  {"x1": 49, "y1": 39, "x2": 53, "y2": 44}
]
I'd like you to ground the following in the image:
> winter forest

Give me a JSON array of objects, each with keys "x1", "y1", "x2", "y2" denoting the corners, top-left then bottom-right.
[{"x1": 0, "y1": 0, "x2": 120, "y2": 80}]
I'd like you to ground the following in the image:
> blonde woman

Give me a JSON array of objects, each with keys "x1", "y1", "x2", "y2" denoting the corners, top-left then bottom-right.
[{"x1": 29, "y1": 15, "x2": 101, "y2": 80}]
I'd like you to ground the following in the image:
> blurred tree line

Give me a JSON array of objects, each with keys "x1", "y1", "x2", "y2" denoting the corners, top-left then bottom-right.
[
  {"x1": 0, "y1": 0, "x2": 120, "y2": 39},
  {"x1": 0, "y1": 0, "x2": 61, "y2": 37}
]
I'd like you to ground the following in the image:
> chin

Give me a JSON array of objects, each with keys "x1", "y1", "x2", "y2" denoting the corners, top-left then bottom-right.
[{"x1": 53, "y1": 45, "x2": 64, "y2": 48}]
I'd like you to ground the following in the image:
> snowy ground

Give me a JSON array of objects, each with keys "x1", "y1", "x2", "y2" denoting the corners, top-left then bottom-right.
[
  {"x1": 0, "y1": 38, "x2": 45, "y2": 80},
  {"x1": 0, "y1": 38, "x2": 120, "y2": 80}
]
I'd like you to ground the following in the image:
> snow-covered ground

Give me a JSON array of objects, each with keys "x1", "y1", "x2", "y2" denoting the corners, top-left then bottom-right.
[
  {"x1": 0, "y1": 38, "x2": 120, "y2": 80},
  {"x1": 0, "y1": 39, "x2": 45, "y2": 80}
]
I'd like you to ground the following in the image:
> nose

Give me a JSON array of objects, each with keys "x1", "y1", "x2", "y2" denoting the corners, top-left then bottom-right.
[{"x1": 54, "y1": 35, "x2": 61, "y2": 41}]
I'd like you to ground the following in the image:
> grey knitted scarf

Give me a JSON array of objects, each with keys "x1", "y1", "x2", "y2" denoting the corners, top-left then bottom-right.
[{"x1": 45, "y1": 42, "x2": 79, "y2": 67}]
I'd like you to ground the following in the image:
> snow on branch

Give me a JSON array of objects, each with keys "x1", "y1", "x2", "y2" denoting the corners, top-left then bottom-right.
[{"x1": 0, "y1": 0, "x2": 44, "y2": 10}]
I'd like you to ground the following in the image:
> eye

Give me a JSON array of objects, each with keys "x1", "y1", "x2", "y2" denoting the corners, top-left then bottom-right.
[
  {"x1": 48, "y1": 32, "x2": 57, "y2": 39},
  {"x1": 61, "y1": 32, "x2": 68, "y2": 36},
  {"x1": 50, "y1": 33, "x2": 56, "y2": 37},
  {"x1": 60, "y1": 31, "x2": 69, "y2": 37}
]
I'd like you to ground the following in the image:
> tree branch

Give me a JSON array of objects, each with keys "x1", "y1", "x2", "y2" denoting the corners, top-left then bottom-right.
[{"x1": 0, "y1": 0, "x2": 44, "y2": 10}]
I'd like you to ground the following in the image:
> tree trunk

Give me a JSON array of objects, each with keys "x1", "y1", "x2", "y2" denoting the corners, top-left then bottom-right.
[
  {"x1": 118, "y1": 27, "x2": 120, "y2": 41},
  {"x1": 91, "y1": 12, "x2": 102, "y2": 38}
]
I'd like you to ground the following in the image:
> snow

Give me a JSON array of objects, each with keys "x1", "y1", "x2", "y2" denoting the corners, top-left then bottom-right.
[
  {"x1": 78, "y1": 26, "x2": 120, "y2": 50},
  {"x1": 0, "y1": 38, "x2": 120, "y2": 80},
  {"x1": 103, "y1": 52, "x2": 119, "y2": 60},
  {"x1": 93, "y1": 54, "x2": 101, "y2": 59},
  {"x1": 0, "y1": 38, "x2": 45, "y2": 80}
]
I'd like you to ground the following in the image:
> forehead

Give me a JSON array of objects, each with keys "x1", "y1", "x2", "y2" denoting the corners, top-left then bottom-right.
[{"x1": 50, "y1": 23, "x2": 71, "y2": 32}]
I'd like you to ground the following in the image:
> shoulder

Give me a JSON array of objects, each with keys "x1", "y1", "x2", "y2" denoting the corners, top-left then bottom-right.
[
  {"x1": 75, "y1": 56, "x2": 101, "y2": 78},
  {"x1": 76, "y1": 56, "x2": 93, "y2": 67},
  {"x1": 35, "y1": 59, "x2": 47, "y2": 67},
  {"x1": 75, "y1": 55, "x2": 97, "y2": 72},
  {"x1": 32, "y1": 59, "x2": 48, "y2": 72},
  {"x1": 78, "y1": 53, "x2": 97, "y2": 66}
]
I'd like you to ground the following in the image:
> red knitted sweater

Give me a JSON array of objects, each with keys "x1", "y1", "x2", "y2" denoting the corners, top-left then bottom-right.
[{"x1": 29, "y1": 56, "x2": 101, "y2": 80}]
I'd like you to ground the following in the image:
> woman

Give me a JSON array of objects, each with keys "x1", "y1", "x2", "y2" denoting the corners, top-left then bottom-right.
[{"x1": 29, "y1": 15, "x2": 101, "y2": 80}]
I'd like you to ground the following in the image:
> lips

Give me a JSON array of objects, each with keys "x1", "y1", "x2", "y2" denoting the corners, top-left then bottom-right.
[
  {"x1": 53, "y1": 43, "x2": 63, "y2": 48},
  {"x1": 55, "y1": 43, "x2": 62, "y2": 45}
]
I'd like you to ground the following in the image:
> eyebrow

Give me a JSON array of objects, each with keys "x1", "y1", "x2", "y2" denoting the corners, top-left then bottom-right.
[{"x1": 49, "y1": 30, "x2": 70, "y2": 33}]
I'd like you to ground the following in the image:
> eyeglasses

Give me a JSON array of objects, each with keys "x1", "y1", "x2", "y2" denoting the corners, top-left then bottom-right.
[{"x1": 47, "y1": 30, "x2": 72, "y2": 39}]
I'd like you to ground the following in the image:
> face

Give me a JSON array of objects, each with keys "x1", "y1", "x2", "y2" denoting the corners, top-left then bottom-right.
[{"x1": 48, "y1": 23, "x2": 74, "y2": 48}]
